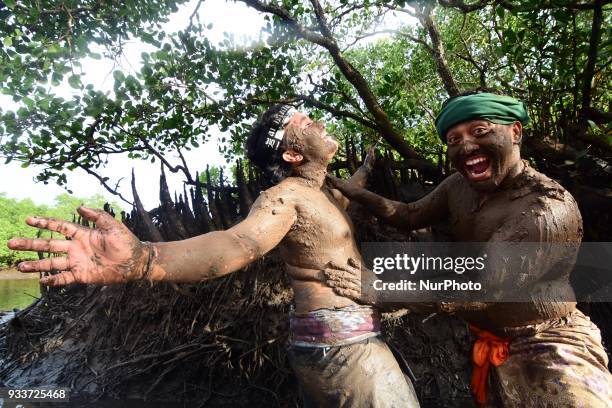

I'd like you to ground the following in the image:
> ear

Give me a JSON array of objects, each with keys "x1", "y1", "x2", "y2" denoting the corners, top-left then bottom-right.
[
  {"x1": 282, "y1": 150, "x2": 303, "y2": 164},
  {"x1": 511, "y1": 121, "x2": 522, "y2": 144}
]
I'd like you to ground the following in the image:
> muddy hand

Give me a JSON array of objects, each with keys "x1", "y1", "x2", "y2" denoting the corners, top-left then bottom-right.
[
  {"x1": 7, "y1": 206, "x2": 149, "y2": 286},
  {"x1": 326, "y1": 175, "x2": 358, "y2": 198},
  {"x1": 362, "y1": 143, "x2": 378, "y2": 173},
  {"x1": 322, "y1": 258, "x2": 367, "y2": 303}
]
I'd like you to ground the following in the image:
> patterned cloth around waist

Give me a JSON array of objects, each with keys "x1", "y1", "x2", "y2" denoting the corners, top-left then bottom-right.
[{"x1": 289, "y1": 306, "x2": 381, "y2": 347}]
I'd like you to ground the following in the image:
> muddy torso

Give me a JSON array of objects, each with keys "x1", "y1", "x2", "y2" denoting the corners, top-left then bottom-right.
[
  {"x1": 447, "y1": 177, "x2": 533, "y2": 242},
  {"x1": 447, "y1": 175, "x2": 514, "y2": 241},
  {"x1": 275, "y1": 178, "x2": 361, "y2": 313},
  {"x1": 446, "y1": 165, "x2": 577, "y2": 242},
  {"x1": 443, "y1": 164, "x2": 582, "y2": 331}
]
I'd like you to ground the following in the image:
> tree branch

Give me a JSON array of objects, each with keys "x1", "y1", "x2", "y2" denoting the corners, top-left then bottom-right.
[
  {"x1": 125, "y1": 128, "x2": 196, "y2": 184},
  {"x1": 77, "y1": 164, "x2": 133, "y2": 206},
  {"x1": 309, "y1": 0, "x2": 334, "y2": 38},
  {"x1": 306, "y1": 74, "x2": 366, "y2": 115},
  {"x1": 345, "y1": 29, "x2": 433, "y2": 53},
  {"x1": 186, "y1": 0, "x2": 205, "y2": 32},
  {"x1": 240, "y1": 0, "x2": 331, "y2": 46},
  {"x1": 329, "y1": 0, "x2": 391, "y2": 27},
  {"x1": 295, "y1": 94, "x2": 377, "y2": 129},
  {"x1": 415, "y1": 4, "x2": 460, "y2": 96},
  {"x1": 581, "y1": 0, "x2": 603, "y2": 110},
  {"x1": 437, "y1": 0, "x2": 491, "y2": 12},
  {"x1": 454, "y1": 52, "x2": 487, "y2": 88},
  {"x1": 240, "y1": 0, "x2": 435, "y2": 169}
]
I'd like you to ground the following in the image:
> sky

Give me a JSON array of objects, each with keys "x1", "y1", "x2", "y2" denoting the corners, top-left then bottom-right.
[{"x1": 0, "y1": 0, "x2": 413, "y2": 212}]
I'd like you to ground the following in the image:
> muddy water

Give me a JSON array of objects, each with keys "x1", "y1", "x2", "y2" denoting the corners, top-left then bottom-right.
[{"x1": 0, "y1": 278, "x2": 40, "y2": 312}]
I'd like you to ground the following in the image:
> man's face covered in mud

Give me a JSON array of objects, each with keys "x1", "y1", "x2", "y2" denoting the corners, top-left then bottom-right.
[
  {"x1": 446, "y1": 120, "x2": 522, "y2": 191},
  {"x1": 282, "y1": 112, "x2": 339, "y2": 165}
]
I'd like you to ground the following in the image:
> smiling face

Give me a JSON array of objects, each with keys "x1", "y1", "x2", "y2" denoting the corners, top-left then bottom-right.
[
  {"x1": 446, "y1": 120, "x2": 523, "y2": 191},
  {"x1": 282, "y1": 112, "x2": 339, "y2": 166}
]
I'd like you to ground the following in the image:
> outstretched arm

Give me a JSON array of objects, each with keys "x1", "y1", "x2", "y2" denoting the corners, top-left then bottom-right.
[
  {"x1": 148, "y1": 191, "x2": 296, "y2": 282},
  {"x1": 328, "y1": 173, "x2": 452, "y2": 231},
  {"x1": 8, "y1": 190, "x2": 296, "y2": 286}
]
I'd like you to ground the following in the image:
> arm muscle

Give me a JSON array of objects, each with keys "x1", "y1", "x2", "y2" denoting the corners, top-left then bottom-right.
[{"x1": 148, "y1": 189, "x2": 297, "y2": 282}]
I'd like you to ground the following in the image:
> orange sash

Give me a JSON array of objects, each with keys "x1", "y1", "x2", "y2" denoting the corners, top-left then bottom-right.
[{"x1": 469, "y1": 325, "x2": 510, "y2": 405}]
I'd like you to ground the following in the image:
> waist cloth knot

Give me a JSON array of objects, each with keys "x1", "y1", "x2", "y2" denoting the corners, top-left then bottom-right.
[{"x1": 470, "y1": 324, "x2": 510, "y2": 405}]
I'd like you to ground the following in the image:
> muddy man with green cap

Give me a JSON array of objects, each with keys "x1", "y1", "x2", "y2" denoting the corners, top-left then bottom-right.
[{"x1": 323, "y1": 90, "x2": 612, "y2": 406}]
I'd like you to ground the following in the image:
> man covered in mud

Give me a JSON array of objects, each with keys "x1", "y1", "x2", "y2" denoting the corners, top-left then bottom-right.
[
  {"x1": 324, "y1": 91, "x2": 612, "y2": 406},
  {"x1": 7, "y1": 104, "x2": 419, "y2": 407}
]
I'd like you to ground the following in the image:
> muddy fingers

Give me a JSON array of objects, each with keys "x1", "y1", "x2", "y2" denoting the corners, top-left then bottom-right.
[
  {"x1": 25, "y1": 216, "x2": 87, "y2": 239},
  {"x1": 325, "y1": 275, "x2": 360, "y2": 290},
  {"x1": 323, "y1": 267, "x2": 360, "y2": 281},
  {"x1": 324, "y1": 260, "x2": 361, "y2": 283},
  {"x1": 347, "y1": 257, "x2": 361, "y2": 269},
  {"x1": 7, "y1": 237, "x2": 71, "y2": 254},
  {"x1": 18, "y1": 256, "x2": 70, "y2": 273},
  {"x1": 326, "y1": 260, "x2": 360, "y2": 274},
  {"x1": 40, "y1": 271, "x2": 78, "y2": 286},
  {"x1": 77, "y1": 206, "x2": 119, "y2": 231}
]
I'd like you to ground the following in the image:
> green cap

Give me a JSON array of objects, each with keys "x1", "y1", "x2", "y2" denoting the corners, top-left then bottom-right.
[{"x1": 435, "y1": 93, "x2": 530, "y2": 142}]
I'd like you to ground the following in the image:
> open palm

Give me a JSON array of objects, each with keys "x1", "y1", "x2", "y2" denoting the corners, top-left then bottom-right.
[{"x1": 7, "y1": 207, "x2": 148, "y2": 286}]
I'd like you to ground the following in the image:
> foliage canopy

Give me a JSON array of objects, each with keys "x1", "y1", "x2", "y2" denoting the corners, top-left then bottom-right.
[{"x1": 0, "y1": 0, "x2": 610, "y2": 203}]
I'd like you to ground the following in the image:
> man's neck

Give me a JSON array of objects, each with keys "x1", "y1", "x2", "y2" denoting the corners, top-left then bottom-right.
[
  {"x1": 499, "y1": 158, "x2": 526, "y2": 189},
  {"x1": 474, "y1": 158, "x2": 526, "y2": 209},
  {"x1": 292, "y1": 161, "x2": 327, "y2": 188}
]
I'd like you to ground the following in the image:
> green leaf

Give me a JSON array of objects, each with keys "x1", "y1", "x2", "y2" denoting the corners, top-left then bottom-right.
[
  {"x1": 113, "y1": 70, "x2": 125, "y2": 82},
  {"x1": 68, "y1": 75, "x2": 81, "y2": 89},
  {"x1": 48, "y1": 43, "x2": 62, "y2": 54},
  {"x1": 3, "y1": 37, "x2": 13, "y2": 47}
]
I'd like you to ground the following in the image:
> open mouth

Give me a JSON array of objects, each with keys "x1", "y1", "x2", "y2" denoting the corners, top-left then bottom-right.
[{"x1": 463, "y1": 154, "x2": 492, "y2": 182}]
